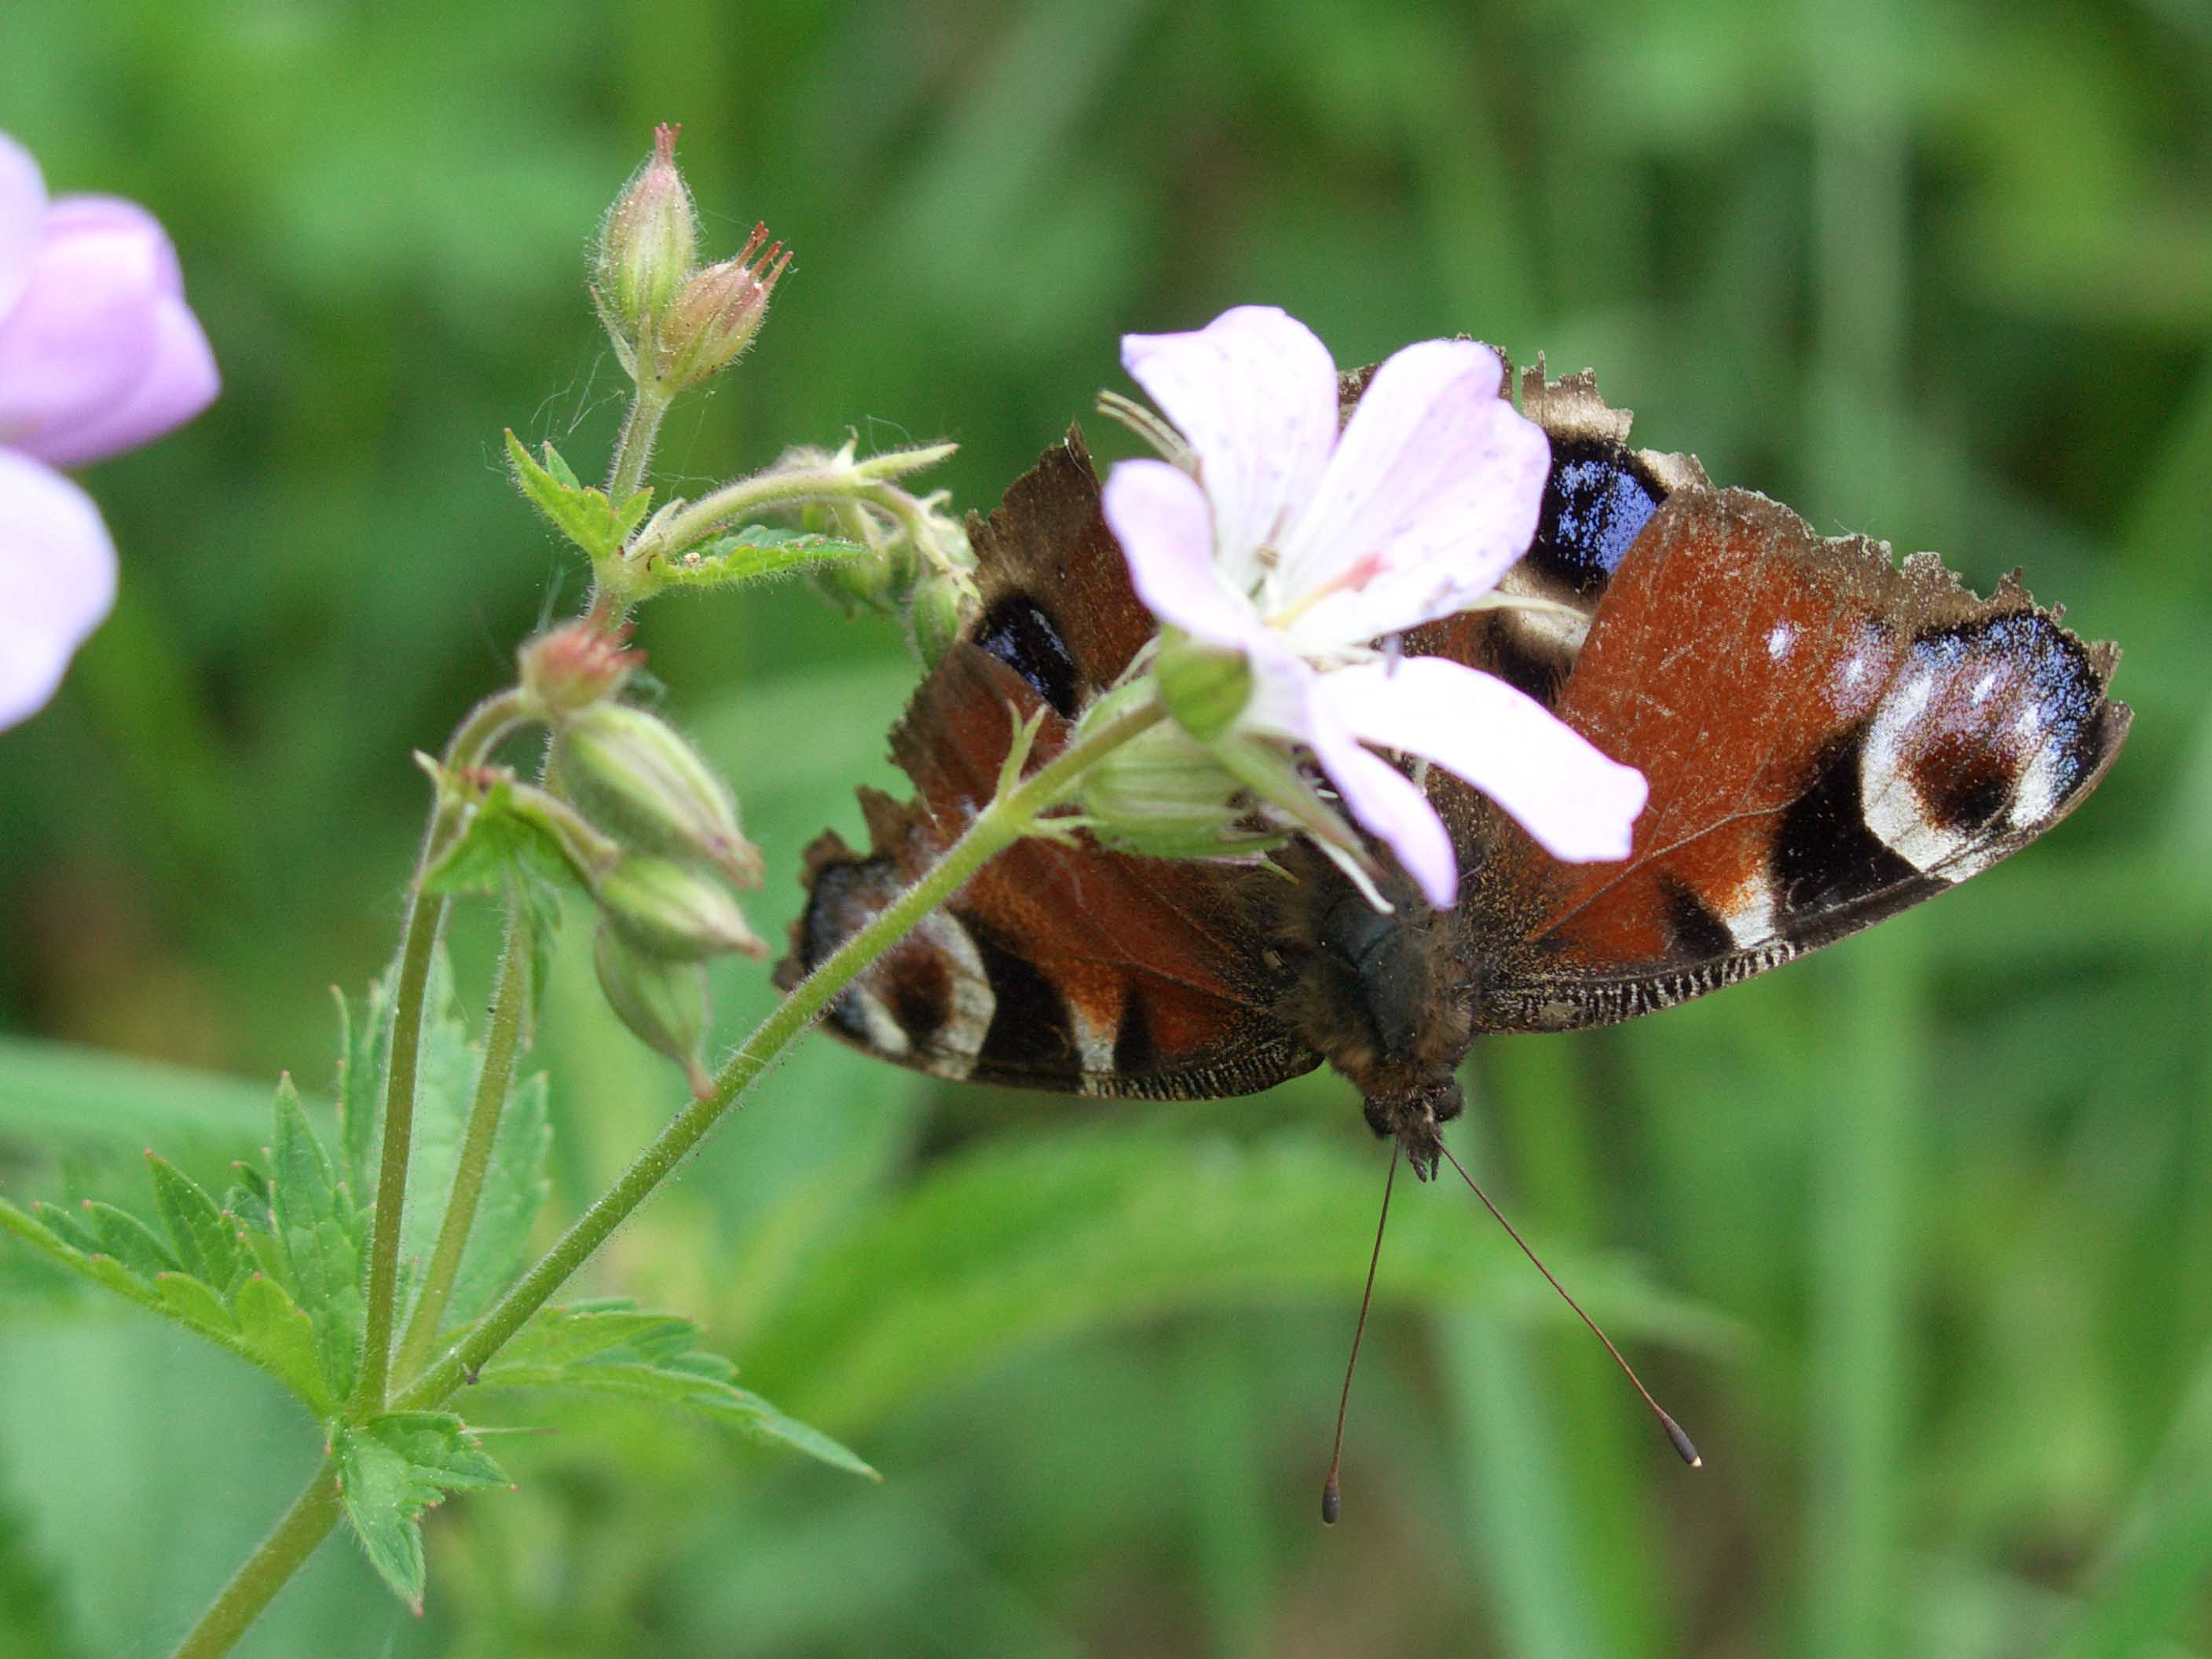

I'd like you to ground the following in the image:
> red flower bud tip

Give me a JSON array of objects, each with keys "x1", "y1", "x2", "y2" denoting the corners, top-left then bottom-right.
[
  {"x1": 594, "y1": 124, "x2": 700, "y2": 364},
  {"x1": 519, "y1": 621, "x2": 643, "y2": 717},
  {"x1": 658, "y1": 222, "x2": 790, "y2": 392}
]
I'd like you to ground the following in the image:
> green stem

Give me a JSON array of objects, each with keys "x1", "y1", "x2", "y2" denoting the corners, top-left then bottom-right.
[
  {"x1": 606, "y1": 388, "x2": 669, "y2": 504},
  {"x1": 391, "y1": 904, "x2": 535, "y2": 1385},
  {"x1": 351, "y1": 689, "x2": 530, "y2": 1415},
  {"x1": 169, "y1": 1460, "x2": 342, "y2": 1659},
  {"x1": 173, "y1": 694, "x2": 1162, "y2": 1659},
  {"x1": 395, "y1": 695, "x2": 1164, "y2": 1412}
]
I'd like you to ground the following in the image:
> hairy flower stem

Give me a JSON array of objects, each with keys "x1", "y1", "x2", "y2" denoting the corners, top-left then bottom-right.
[
  {"x1": 172, "y1": 694, "x2": 1164, "y2": 1659},
  {"x1": 606, "y1": 387, "x2": 669, "y2": 505},
  {"x1": 391, "y1": 904, "x2": 535, "y2": 1385},
  {"x1": 395, "y1": 695, "x2": 1165, "y2": 1410},
  {"x1": 350, "y1": 688, "x2": 529, "y2": 1416},
  {"x1": 168, "y1": 1460, "x2": 341, "y2": 1659}
]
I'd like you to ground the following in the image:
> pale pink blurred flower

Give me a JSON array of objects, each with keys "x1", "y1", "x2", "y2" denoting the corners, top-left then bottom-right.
[
  {"x1": 0, "y1": 131, "x2": 218, "y2": 731},
  {"x1": 1101, "y1": 305, "x2": 1645, "y2": 907}
]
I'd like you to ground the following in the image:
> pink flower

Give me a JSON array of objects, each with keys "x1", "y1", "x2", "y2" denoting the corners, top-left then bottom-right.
[
  {"x1": 0, "y1": 131, "x2": 218, "y2": 731},
  {"x1": 1101, "y1": 306, "x2": 1645, "y2": 907}
]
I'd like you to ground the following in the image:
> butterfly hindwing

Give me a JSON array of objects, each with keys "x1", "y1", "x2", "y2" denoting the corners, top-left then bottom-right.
[{"x1": 780, "y1": 432, "x2": 1320, "y2": 1099}]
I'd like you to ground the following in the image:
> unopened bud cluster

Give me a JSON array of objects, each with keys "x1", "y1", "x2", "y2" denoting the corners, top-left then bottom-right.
[
  {"x1": 513, "y1": 624, "x2": 766, "y2": 1093},
  {"x1": 593, "y1": 125, "x2": 789, "y2": 398}
]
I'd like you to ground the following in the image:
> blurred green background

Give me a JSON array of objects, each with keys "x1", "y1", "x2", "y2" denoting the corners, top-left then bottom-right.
[{"x1": 2, "y1": 0, "x2": 2208, "y2": 1654}]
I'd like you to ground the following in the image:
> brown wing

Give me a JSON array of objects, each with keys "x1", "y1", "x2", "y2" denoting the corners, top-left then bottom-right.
[
  {"x1": 1436, "y1": 369, "x2": 2129, "y2": 1033},
  {"x1": 779, "y1": 431, "x2": 1318, "y2": 1098}
]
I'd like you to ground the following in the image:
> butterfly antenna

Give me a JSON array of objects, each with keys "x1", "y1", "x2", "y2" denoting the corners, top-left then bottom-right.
[
  {"x1": 1322, "y1": 1141, "x2": 1400, "y2": 1525},
  {"x1": 1436, "y1": 1141, "x2": 1701, "y2": 1470}
]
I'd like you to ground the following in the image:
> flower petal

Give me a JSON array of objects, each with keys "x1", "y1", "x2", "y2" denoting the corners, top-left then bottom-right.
[
  {"x1": 0, "y1": 449, "x2": 116, "y2": 730},
  {"x1": 1277, "y1": 338, "x2": 1549, "y2": 644},
  {"x1": 1304, "y1": 694, "x2": 1459, "y2": 906},
  {"x1": 1122, "y1": 306, "x2": 1339, "y2": 586},
  {"x1": 1102, "y1": 457, "x2": 1259, "y2": 648},
  {"x1": 1321, "y1": 656, "x2": 1646, "y2": 862},
  {"x1": 0, "y1": 211, "x2": 165, "y2": 451},
  {"x1": 0, "y1": 132, "x2": 46, "y2": 321},
  {"x1": 26, "y1": 291, "x2": 218, "y2": 467}
]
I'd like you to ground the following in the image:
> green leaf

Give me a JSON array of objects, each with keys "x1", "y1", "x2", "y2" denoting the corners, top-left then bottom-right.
[
  {"x1": 77, "y1": 1201, "x2": 179, "y2": 1280},
  {"x1": 504, "y1": 429, "x2": 649, "y2": 563},
  {"x1": 269, "y1": 1076, "x2": 367, "y2": 1402},
  {"x1": 154, "y1": 1269, "x2": 239, "y2": 1337},
  {"x1": 146, "y1": 1152, "x2": 244, "y2": 1291},
  {"x1": 0, "y1": 1196, "x2": 339, "y2": 1414},
  {"x1": 476, "y1": 1300, "x2": 877, "y2": 1481},
  {"x1": 334, "y1": 977, "x2": 388, "y2": 1203},
  {"x1": 233, "y1": 1272, "x2": 340, "y2": 1415},
  {"x1": 333, "y1": 1412, "x2": 507, "y2": 1610},
  {"x1": 643, "y1": 524, "x2": 872, "y2": 593},
  {"x1": 441, "y1": 1071, "x2": 551, "y2": 1327},
  {"x1": 397, "y1": 951, "x2": 508, "y2": 1274}
]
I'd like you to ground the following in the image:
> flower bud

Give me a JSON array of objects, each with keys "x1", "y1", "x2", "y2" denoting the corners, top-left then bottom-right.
[
  {"x1": 594, "y1": 921, "x2": 712, "y2": 1095},
  {"x1": 907, "y1": 567, "x2": 971, "y2": 669},
  {"x1": 595, "y1": 856, "x2": 766, "y2": 961},
  {"x1": 657, "y1": 224, "x2": 789, "y2": 393},
  {"x1": 1156, "y1": 632, "x2": 1253, "y2": 743},
  {"x1": 518, "y1": 621, "x2": 642, "y2": 719},
  {"x1": 808, "y1": 538, "x2": 916, "y2": 618},
  {"x1": 1074, "y1": 685, "x2": 1283, "y2": 861},
  {"x1": 552, "y1": 704, "x2": 763, "y2": 887},
  {"x1": 594, "y1": 124, "x2": 698, "y2": 361}
]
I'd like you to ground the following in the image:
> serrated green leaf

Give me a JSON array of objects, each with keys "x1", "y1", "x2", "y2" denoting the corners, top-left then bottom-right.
[
  {"x1": 77, "y1": 1201, "x2": 179, "y2": 1280},
  {"x1": 3, "y1": 1197, "x2": 335, "y2": 1414},
  {"x1": 233, "y1": 1273, "x2": 339, "y2": 1415},
  {"x1": 146, "y1": 1153, "x2": 244, "y2": 1291},
  {"x1": 398, "y1": 951, "x2": 501, "y2": 1273},
  {"x1": 335, "y1": 976, "x2": 389, "y2": 1203},
  {"x1": 225, "y1": 1159, "x2": 274, "y2": 1233},
  {"x1": 269, "y1": 1077, "x2": 366, "y2": 1402},
  {"x1": 27, "y1": 1200, "x2": 100, "y2": 1256},
  {"x1": 334, "y1": 1412, "x2": 507, "y2": 1609},
  {"x1": 475, "y1": 1301, "x2": 877, "y2": 1481},
  {"x1": 537, "y1": 441, "x2": 580, "y2": 491},
  {"x1": 644, "y1": 526, "x2": 873, "y2": 594},
  {"x1": 154, "y1": 1269, "x2": 238, "y2": 1337},
  {"x1": 442, "y1": 1071, "x2": 551, "y2": 1327},
  {"x1": 504, "y1": 430, "x2": 643, "y2": 562},
  {"x1": 0, "y1": 1199, "x2": 87, "y2": 1273}
]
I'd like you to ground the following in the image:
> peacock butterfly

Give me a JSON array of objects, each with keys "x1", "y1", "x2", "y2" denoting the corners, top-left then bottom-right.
[{"x1": 776, "y1": 358, "x2": 2130, "y2": 1179}]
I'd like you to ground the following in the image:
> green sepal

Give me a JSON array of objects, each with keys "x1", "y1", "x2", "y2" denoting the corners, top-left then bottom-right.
[
  {"x1": 333, "y1": 1411, "x2": 508, "y2": 1610},
  {"x1": 504, "y1": 430, "x2": 654, "y2": 563},
  {"x1": 474, "y1": 1299, "x2": 876, "y2": 1480},
  {"x1": 419, "y1": 770, "x2": 580, "y2": 940}
]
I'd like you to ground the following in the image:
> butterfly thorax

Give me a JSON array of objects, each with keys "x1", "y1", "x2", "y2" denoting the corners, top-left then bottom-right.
[{"x1": 1269, "y1": 849, "x2": 1475, "y2": 1178}]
